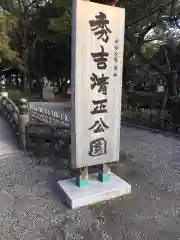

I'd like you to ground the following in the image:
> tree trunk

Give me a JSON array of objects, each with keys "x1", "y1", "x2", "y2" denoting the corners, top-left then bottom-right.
[{"x1": 24, "y1": 74, "x2": 29, "y2": 94}]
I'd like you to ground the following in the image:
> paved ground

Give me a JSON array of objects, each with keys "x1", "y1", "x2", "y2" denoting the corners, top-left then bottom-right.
[{"x1": 0, "y1": 117, "x2": 180, "y2": 240}]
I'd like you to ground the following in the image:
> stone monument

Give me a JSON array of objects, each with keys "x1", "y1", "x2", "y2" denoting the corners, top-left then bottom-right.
[
  {"x1": 42, "y1": 77, "x2": 54, "y2": 101},
  {"x1": 57, "y1": 0, "x2": 131, "y2": 209}
]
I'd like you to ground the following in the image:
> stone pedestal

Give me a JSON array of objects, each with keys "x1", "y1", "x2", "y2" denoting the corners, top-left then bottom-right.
[
  {"x1": 57, "y1": 173, "x2": 131, "y2": 209},
  {"x1": 43, "y1": 87, "x2": 54, "y2": 101}
]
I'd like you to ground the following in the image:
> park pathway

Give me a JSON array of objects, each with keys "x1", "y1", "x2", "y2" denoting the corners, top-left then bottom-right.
[{"x1": 0, "y1": 116, "x2": 180, "y2": 239}]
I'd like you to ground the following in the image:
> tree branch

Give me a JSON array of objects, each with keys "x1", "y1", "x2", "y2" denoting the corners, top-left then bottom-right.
[
  {"x1": 161, "y1": 46, "x2": 171, "y2": 73},
  {"x1": 169, "y1": 0, "x2": 176, "y2": 17},
  {"x1": 126, "y1": 1, "x2": 173, "y2": 28},
  {"x1": 126, "y1": 22, "x2": 157, "y2": 61},
  {"x1": 125, "y1": 33, "x2": 168, "y2": 79}
]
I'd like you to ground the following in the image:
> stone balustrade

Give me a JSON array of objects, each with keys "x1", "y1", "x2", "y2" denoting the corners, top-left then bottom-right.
[
  {"x1": 0, "y1": 92, "x2": 30, "y2": 150},
  {"x1": 0, "y1": 83, "x2": 71, "y2": 154}
]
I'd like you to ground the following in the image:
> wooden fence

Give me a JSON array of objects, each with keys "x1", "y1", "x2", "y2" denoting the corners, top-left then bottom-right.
[{"x1": 121, "y1": 105, "x2": 179, "y2": 133}]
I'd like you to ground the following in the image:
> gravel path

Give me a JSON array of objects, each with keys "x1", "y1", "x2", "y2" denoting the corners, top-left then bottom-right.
[{"x1": 0, "y1": 117, "x2": 180, "y2": 239}]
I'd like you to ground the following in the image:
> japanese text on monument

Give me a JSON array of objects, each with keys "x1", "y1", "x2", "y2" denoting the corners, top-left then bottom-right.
[{"x1": 88, "y1": 11, "x2": 111, "y2": 157}]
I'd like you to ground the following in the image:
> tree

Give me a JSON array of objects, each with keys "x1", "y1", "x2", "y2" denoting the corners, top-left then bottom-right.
[
  {"x1": 0, "y1": 13, "x2": 19, "y2": 65},
  {"x1": 1, "y1": 0, "x2": 180, "y2": 105},
  {"x1": 0, "y1": 0, "x2": 46, "y2": 92}
]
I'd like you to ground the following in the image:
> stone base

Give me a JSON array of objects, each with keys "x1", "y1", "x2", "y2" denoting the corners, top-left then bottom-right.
[
  {"x1": 0, "y1": 92, "x2": 8, "y2": 98},
  {"x1": 57, "y1": 173, "x2": 131, "y2": 209},
  {"x1": 42, "y1": 87, "x2": 54, "y2": 101}
]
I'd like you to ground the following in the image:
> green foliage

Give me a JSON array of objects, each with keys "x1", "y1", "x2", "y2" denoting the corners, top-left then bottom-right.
[
  {"x1": 125, "y1": 91, "x2": 165, "y2": 108},
  {"x1": 0, "y1": 0, "x2": 179, "y2": 108},
  {"x1": 0, "y1": 13, "x2": 19, "y2": 63},
  {"x1": 7, "y1": 88, "x2": 28, "y2": 105}
]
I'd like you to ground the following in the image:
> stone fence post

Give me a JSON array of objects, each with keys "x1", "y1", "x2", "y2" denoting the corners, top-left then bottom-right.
[
  {"x1": 0, "y1": 78, "x2": 8, "y2": 113},
  {"x1": 18, "y1": 98, "x2": 29, "y2": 150},
  {"x1": 0, "y1": 77, "x2": 8, "y2": 98}
]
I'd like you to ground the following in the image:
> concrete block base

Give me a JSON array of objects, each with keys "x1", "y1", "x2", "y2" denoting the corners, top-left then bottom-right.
[{"x1": 57, "y1": 173, "x2": 131, "y2": 209}]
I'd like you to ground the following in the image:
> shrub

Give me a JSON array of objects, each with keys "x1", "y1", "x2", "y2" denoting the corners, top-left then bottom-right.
[
  {"x1": 7, "y1": 88, "x2": 28, "y2": 106},
  {"x1": 125, "y1": 90, "x2": 165, "y2": 109}
]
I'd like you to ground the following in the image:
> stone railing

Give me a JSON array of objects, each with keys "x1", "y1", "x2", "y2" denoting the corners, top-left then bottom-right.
[
  {"x1": 0, "y1": 92, "x2": 30, "y2": 150},
  {"x1": 0, "y1": 81, "x2": 71, "y2": 154},
  {"x1": 0, "y1": 94, "x2": 71, "y2": 154},
  {"x1": 28, "y1": 103, "x2": 71, "y2": 126},
  {"x1": 27, "y1": 103, "x2": 71, "y2": 154},
  {"x1": 0, "y1": 96, "x2": 20, "y2": 138}
]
